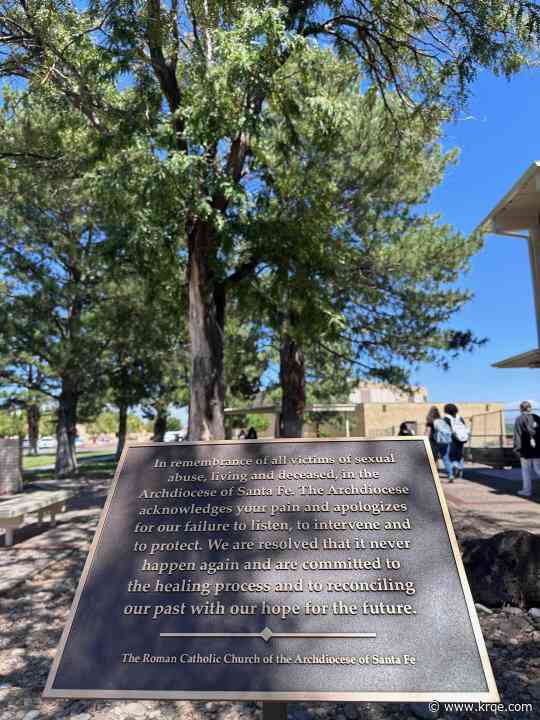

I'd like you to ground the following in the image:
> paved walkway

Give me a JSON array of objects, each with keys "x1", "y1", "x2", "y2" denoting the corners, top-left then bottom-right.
[
  {"x1": 0, "y1": 476, "x2": 106, "y2": 595},
  {"x1": 439, "y1": 464, "x2": 540, "y2": 534}
]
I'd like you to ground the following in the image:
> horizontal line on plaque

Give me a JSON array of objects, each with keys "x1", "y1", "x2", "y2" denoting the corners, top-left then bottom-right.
[{"x1": 159, "y1": 632, "x2": 377, "y2": 640}]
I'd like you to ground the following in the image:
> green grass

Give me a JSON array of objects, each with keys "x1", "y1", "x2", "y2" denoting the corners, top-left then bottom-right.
[
  {"x1": 23, "y1": 451, "x2": 118, "y2": 484},
  {"x1": 23, "y1": 449, "x2": 113, "y2": 470}
]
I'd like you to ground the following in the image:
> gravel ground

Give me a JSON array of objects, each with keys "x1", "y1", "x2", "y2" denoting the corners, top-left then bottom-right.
[{"x1": 0, "y1": 473, "x2": 539, "y2": 720}]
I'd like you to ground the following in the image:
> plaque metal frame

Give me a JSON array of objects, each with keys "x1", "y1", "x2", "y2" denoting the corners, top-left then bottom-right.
[{"x1": 44, "y1": 436, "x2": 499, "y2": 702}]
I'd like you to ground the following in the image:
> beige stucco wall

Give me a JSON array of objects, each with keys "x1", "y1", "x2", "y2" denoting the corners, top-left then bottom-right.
[
  {"x1": 227, "y1": 402, "x2": 506, "y2": 442},
  {"x1": 354, "y1": 402, "x2": 505, "y2": 440},
  {"x1": 349, "y1": 381, "x2": 429, "y2": 404}
]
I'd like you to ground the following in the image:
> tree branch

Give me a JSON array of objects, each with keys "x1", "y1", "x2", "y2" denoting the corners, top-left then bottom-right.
[{"x1": 145, "y1": 0, "x2": 186, "y2": 151}]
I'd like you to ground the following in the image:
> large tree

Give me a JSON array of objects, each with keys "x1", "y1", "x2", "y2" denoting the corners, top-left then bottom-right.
[
  {"x1": 1, "y1": 1, "x2": 538, "y2": 440},
  {"x1": 96, "y1": 261, "x2": 188, "y2": 456},
  {"x1": 0, "y1": 96, "x2": 118, "y2": 475},
  {"x1": 235, "y1": 53, "x2": 486, "y2": 436}
]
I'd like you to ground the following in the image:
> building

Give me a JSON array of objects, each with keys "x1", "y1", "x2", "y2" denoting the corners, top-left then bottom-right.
[
  {"x1": 348, "y1": 381, "x2": 428, "y2": 404},
  {"x1": 477, "y1": 160, "x2": 540, "y2": 368},
  {"x1": 225, "y1": 382, "x2": 505, "y2": 443},
  {"x1": 350, "y1": 400, "x2": 504, "y2": 444}
]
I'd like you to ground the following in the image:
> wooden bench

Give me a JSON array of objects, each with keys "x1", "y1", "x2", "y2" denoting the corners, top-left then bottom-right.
[{"x1": 0, "y1": 490, "x2": 76, "y2": 546}]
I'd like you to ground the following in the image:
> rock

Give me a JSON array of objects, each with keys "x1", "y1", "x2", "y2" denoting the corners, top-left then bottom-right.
[
  {"x1": 343, "y1": 707, "x2": 358, "y2": 720},
  {"x1": 503, "y1": 670, "x2": 528, "y2": 683},
  {"x1": 22, "y1": 712, "x2": 41, "y2": 720},
  {"x1": 121, "y1": 703, "x2": 146, "y2": 717},
  {"x1": 409, "y1": 702, "x2": 439, "y2": 719},
  {"x1": 475, "y1": 603, "x2": 493, "y2": 614},
  {"x1": 462, "y1": 530, "x2": 540, "y2": 608},
  {"x1": 503, "y1": 606, "x2": 524, "y2": 615},
  {"x1": 528, "y1": 681, "x2": 540, "y2": 700},
  {"x1": 529, "y1": 607, "x2": 540, "y2": 619},
  {"x1": 70, "y1": 714, "x2": 91, "y2": 720}
]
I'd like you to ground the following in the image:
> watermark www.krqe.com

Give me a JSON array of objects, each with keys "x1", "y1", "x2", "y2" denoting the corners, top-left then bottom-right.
[{"x1": 428, "y1": 700, "x2": 535, "y2": 714}]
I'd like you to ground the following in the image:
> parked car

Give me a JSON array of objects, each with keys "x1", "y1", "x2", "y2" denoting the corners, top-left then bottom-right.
[
  {"x1": 163, "y1": 431, "x2": 181, "y2": 443},
  {"x1": 37, "y1": 436, "x2": 56, "y2": 451}
]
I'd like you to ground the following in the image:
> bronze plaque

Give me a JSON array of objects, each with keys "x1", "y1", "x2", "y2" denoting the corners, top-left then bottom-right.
[{"x1": 44, "y1": 438, "x2": 498, "y2": 701}]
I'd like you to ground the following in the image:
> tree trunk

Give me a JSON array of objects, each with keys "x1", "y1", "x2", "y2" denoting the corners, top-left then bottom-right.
[
  {"x1": 280, "y1": 334, "x2": 306, "y2": 438},
  {"x1": 115, "y1": 402, "x2": 128, "y2": 460},
  {"x1": 187, "y1": 222, "x2": 225, "y2": 441},
  {"x1": 55, "y1": 387, "x2": 78, "y2": 477},
  {"x1": 152, "y1": 410, "x2": 168, "y2": 442},
  {"x1": 27, "y1": 403, "x2": 40, "y2": 456}
]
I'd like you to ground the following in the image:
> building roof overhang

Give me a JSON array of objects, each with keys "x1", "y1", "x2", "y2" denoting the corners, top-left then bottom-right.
[
  {"x1": 476, "y1": 161, "x2": 540, "y2": 236},
  {"x1": 492, "y1": 348, "x2": 540, "y2": 368}
]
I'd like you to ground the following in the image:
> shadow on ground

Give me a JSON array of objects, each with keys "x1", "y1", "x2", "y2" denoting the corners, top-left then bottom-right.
[{"x1": 460, "y1": 469, "x2": 540, "y2": 504}]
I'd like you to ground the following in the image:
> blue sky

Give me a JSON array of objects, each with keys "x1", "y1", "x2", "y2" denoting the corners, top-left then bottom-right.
[{"x1": 411, "y1": 68, "x2": 539, "y2": 407}]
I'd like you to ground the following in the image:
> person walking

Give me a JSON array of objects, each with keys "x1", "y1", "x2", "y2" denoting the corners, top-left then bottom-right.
[
  {"x1": 432, "y1": 410, "x2": 454, "y2": 481},
  {"x1": 425, "y1": 406, "x2": 441, "y2": 461},
  {"x1": 443, "y1": 404, "x2": 470, "y2": 480},
  {"x1": 513, "y1": 400, "x2": 540, "y2": 498},
  {"x1": 246, "y1": 427, "x2": 258, "y2": 439}
]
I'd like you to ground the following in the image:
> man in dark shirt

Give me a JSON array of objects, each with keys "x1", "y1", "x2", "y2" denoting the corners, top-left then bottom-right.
[{"x1": 513, "y1": 400, "x2": 540, "y2": 497}]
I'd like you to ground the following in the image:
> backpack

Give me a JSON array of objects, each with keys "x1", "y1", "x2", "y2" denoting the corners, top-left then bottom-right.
[
  {"x1": 451, "y1": 417, "x2": 470, "y2": 443},
  {"x1": 433, "y1": 418, "x2": 452, "y2": 445}
]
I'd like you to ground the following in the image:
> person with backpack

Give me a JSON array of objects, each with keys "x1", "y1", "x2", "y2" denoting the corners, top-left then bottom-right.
[
  {"x1": 432, "y1": 408, "x2": 455, "y2": 481},
  {"x1": 513, "y1": 400, "x2": 540, "y2": 498},
  {"x1": 443, "y1": 403, "x2": 470, "y2": 480}
]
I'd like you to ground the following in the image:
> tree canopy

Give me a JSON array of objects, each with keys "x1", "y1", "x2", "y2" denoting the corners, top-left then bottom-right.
[
  {"x1": 0, "y1": 94, "x2": 187, "y2": 471},
  {"x1": 1, "y1": 0, "x2": 535, "y2": 445}
]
